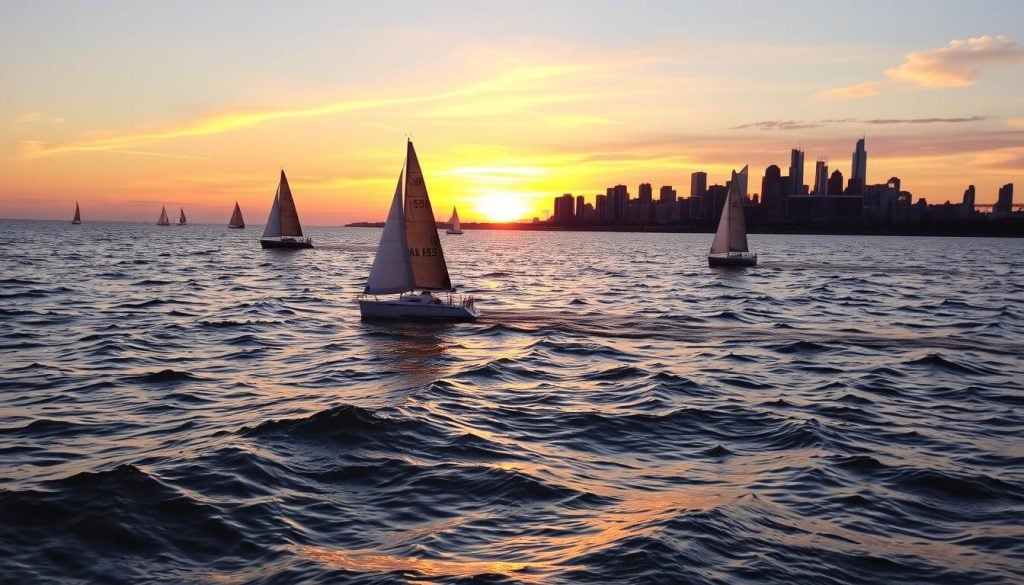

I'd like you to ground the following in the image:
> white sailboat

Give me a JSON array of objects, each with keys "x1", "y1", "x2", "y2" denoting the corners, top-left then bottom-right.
[
  {"x1": 708, "y1": 165, "x2": 757, "y2": 267},
  {"x1": 178, "y1": 208, "x2": 187, "y2": 226},
  {"x1": 261, "y1": 170, "x2": 312, "y2": 249},
  {"x1": 228, "y1": 201, "x2": 245, "y2": 228},
  {"x1": 157, "y1": 206, "x2": 171, "y2": 226},
  {"x1": 446, "y1": 206, "x2": 463, "y2": 234},
  {"x1": 71, "y1": 202, "x2": 81, "y2": 224},
  {"x1": 359, "y1": 140, "x2": 477, "y2": 321}
]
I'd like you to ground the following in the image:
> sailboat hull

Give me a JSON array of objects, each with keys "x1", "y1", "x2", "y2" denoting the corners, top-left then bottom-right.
[
  {"x1": 260, "y1": 238, "x2": 313, "y2": 249},
  {"x1": 708, "y1": 253, "x2": 757, "y2": 267},
  {"x1": 359, "y1": 296, "x2": 477, "y2": 321},
  {"x1": 71, "y1": 221, "x2": 81, "y2": 225},
  {"x1": 445, "y1": 229, "x2": 463, "y2": 234}
]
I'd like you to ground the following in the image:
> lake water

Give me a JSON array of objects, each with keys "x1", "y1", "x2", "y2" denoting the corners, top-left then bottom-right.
[{"x1": 2, "y1": 220, "x2": 1022, "y2": 584}]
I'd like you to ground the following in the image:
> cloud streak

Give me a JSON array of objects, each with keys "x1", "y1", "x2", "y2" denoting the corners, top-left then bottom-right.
[
  {"x1": 813, "y1": 81, "x2": 883, "y2": 102},
  {"x1": 885, "y1": 35, "x2": 1024, "y2": 88},
  {"x1": 732, "y1": 116, "x2": 989, "y2": 131}
]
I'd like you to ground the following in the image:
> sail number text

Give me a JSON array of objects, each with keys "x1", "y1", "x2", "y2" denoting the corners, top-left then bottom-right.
[{"x1": 409, "y1": 247, "x2": 440, "y2": 257}]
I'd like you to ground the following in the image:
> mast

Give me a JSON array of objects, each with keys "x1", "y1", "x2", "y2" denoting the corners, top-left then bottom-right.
[{"x1": 403, "y1": 140, "x2": 452, "y2": 290}]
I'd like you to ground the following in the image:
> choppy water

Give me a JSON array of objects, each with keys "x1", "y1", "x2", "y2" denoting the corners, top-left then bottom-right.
[{"x1": 1, "y1": 219, "x2": 1023, "y2": 584}]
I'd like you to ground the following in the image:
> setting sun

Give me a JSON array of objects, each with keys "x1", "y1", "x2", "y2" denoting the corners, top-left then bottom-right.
[{"x1": 474, "y1": 193, "x2": 531, "y2": 223}]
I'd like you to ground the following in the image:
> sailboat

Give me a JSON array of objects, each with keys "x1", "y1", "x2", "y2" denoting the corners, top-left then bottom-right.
[
  {"x1": 359, "y1": 140, "x2": 477, "y2": 320},
  {"x1": 178, "y1": 208, "x2": 187, "y2": 226},
  {"x1": 157, "y1": 206, "x2": 171, "y2": 226},
  {"x1": 261, "y1": 170, "x2": 312, "y2": 249},
  {"x1": 71, "y1": 202, "x2": 81, "y2": 224},
  {"x1": 708, "y1": 165, "x2": 757, "y2": 267},
  {"x1": 228, "y1": 201, "x2": 245, "y2": 228},
  {"x1": 445, "y1": 206, "x2": 463, "y2": 234}
]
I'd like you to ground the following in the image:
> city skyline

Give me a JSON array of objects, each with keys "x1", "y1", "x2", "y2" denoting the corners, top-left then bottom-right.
[{"x1": 2, "y1": 1, "x2": 1023, "y2": 224}]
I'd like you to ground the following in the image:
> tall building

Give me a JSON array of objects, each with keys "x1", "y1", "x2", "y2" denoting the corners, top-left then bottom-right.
[
  {"x1": 961, "y1": 185, "x2": 976, "y2": 218},
  {"x1": 995, "y1": 183, "x2": 1014, "y2": 217},
  {"x1": 827, "y1": 169, "x2": 844, "y2": 195},
  {"x1": 851, "y1": 138, "x2": 867, "y2": 194},
  {"x1": 659, "y1": 185, "x2": 677, "y2": 204},
  {"x1": 761, "y1": 164, "x2": 785, "y2": 222},
  {"x1": 690, "y1": 172, "x2": 707, "y2": 199},
  {"x1": 575, "y1": 195, "x2": 586, "y2": 223},
  {"x1": 789, "y1": 148, "x2": 805, "y2": 196},
  {"x1": 813, "y1": 160, "x2": 828, "y2": 195},
  {"x1": 638, "y1": 183, "x2": 652, "y2": 204},
  {"x1": 595, "y1": 194, "x2": 608, "y2": 223},
  {"x1": 612, "y1": 184, "x2": 629, "y2": 223},
  {"x1": 553, "y1": 193, "x2": 575, "y2": 223}
]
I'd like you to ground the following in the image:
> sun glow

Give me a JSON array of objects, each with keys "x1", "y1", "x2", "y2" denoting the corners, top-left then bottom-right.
[{"x1": 474, "y1": 194, "x2": 531, "y2": 223}]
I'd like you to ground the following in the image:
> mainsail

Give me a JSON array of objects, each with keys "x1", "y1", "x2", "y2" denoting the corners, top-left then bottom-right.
[
  {"x1": 178, "y1": 208, "x2": 187, "y2": 225},
  {"x1": 365, "y1": 173, "x2": 415, "y2": 294},
  {"x1": 448, "y1": 207, "x2": 461, "y2": 232},
  {"x1": 262, "y1": 192, "x2": 282, "y2": 238},
  {"x1": 158, "y1": 206, "x2": 170, "y2": 225},
  {"x1": 72, "y1": 202, "x2": 81, "y2": 224},
  {"x1": 710, "y1": 166, "x2": 749, "y2": 254},
  {"x1": 229, "y1": 202, "x2": 245, "y2": 227},
  {"x1": 404, "y1": 141, "x2": 452, "y2": 290},
  {"x1": 277, "y1": 171, "x2": 304, "y2": 237}
]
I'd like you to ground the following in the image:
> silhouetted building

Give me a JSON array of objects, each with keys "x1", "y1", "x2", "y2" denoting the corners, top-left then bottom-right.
[
  {"x1": 789, "y1": 148, "x2": 805, "y2": 196},
  {"x1": 707, "y1": 184, "x2": 728, "y2": 223},
  {"x1": 595, "y1": 194, "x2": 608, "y2": 223},
  {"x1": 658, "y1": 185, "x2": 676, "y2": 204},
  {"x1": 575, "y1": 195, "x2": 585, "y2": 223},
  {"x1": 827, "y1": 169, "x2": 844, "y2": 195},
  {"x1": 761, "y1": 164, "x2": 785, "y2": 222},
  {"x1": 638, "y1": 182, "x2": 653, "y2": 224},
  {"x1": 690, "y1": 172, "x2": 707, "y2": 199},
  {"x1": 813, "y1": 160, "x2": 828, "y2": 195},
  {"x1": 995, "y1": 183, "x2": 1014, "y2": 217},
  {"x1": 553, "y1": 193, "x2": 575, "y2": 224},
  {"x1": 851, "y1": 138, "x2": 867, "y2": 194},
  {"x1": 612, "y1": 185, "x2": 629, "y2": 223},
  {"x1": 961, "y1": 185, "x2": 976, "y2": 219}
]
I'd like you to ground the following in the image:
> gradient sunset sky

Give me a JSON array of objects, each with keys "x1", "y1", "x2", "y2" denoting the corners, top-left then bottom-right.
[{"x1": 2, "y1": 0, "x2": 1022, "y2": 224}]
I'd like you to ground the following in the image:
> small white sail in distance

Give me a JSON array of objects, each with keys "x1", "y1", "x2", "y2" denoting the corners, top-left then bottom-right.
[{"x1": 447, "y1": 207, "x2": 462, "y2": 233}]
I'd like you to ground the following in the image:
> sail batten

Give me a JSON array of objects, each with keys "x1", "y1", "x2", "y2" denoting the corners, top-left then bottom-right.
[{"x1": 404, "y1": 141, "x2": 452, "y2": 290}]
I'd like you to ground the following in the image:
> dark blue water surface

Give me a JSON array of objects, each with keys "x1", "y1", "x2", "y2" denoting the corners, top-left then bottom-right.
[{"x1": 1, "y1": 219, "x2": 1022, "y2": 584}]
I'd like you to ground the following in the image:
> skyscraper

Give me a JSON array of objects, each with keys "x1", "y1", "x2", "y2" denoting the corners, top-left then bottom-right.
[
  {"x1": 658, "y1": 185, "x2": 677, "y2": 204},
  {"x1": 961, "y1": 185, "x2": 976, "y2": 218},
  {"x1": 761, "y1": 164, "x2": 784, "y2": 222},
  {"x1": 995, "y1": 183, "x2": 1014, "y2": 217},
  {"x1": 813, "y1": 160, "x2": 828, "y2": 195},
  {"x1": 851, "y1": 138, "x2": 867, "y2": 194},
  {"x1": 789, "y1": 148, "x2": 805, "y2": 196},
  {"x1": 827, "y1": 169, "x2": 844, "y2": 195},
  {"x1": 576, "y1": 195, "x2": 586, "y2": 223},
  {"x1": 553, "y1": 194, "x2": 575, "y2": 223},
  {"x1": 690, "y1": 172, "x2": 707, "y2": 199}
]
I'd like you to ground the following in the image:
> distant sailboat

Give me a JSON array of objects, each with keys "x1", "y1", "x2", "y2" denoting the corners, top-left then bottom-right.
[
  {"x1": 157, "y1": 206, "x2": 171, "y2": 226},
  {"x1": 260, "y1": 170, "x2": 312, "y2": 249},
  {"x1": 359, "y1": 140, "x2": 477, "y2": 320},
  {"x1": 71, "y1": 202, "x2": 81, "y2": 225},
  {"x1": 708, "y1": 165, "x2": 757, "y2": 267},
  {"x1": 228, "y1": 201, "x2": 245, "y2": 228},
  {"x1": 178, "y1": 208, "x2": 187, "y2": 226},
  {"x1": 446, "y1": 206, "x2": 463, "y2": 234}
]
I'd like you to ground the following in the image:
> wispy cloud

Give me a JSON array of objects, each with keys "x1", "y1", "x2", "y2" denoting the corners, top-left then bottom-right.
[
  {"x1": 1007, "y1": 118, "x2": 1024, "y2": 129},
  {"x1": 14, "y1": 111, "x2": 64, "y2": 124},
  {"x1": 885, "y1": 35, "x2": 1024, "y2": 88},
  {"x1": 732, "y1": 116, "x2": 988, "y2": 131},
  {"x1": 813, "y1": 81, "x2": 883, "y2": 102}
]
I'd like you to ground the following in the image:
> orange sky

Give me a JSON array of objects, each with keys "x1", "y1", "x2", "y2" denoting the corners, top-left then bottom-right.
[{"x1": 1, "y1": 2, "x2": 1022, "y2": 224}]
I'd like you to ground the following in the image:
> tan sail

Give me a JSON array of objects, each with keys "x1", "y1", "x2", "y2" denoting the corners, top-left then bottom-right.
[
  {"x1": 404, "y1": 141, "x2": 452, "y2": 290},
  {"x1": 228, "y1": 201, "x2": 245, "y2": 228},
  {"x1": 277, "y1": 170, "x2": 304, "y2": 237}
]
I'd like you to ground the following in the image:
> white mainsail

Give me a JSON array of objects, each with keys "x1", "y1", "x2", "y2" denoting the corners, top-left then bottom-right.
[
  {"x1": 229, "y1": 202, "x2": 245, "y2": 228},
  {"x1": 262, "y1": 192, "x2": 282, "y2": 238},
  {"x1": 448, "y1": 207, "x2": 461, "y2": 232},
  {"x1": 404, "y1": 141, "x2": 452, "y2": 290},
  {"x1": 365, "y1": 173, "x2": 416, "y2": 294},
  {"x1": 158, "y1": 206, "x2": 170, "y2": 225},
  {"x1": 710, "y1": 166, "x2": 750, "y2": 255},
  {"x1": 72, "y1": 202, "x2": 81, "y2": 224},
  {"x1": 178, "y1": 208, "x2": 187, "y2": 225}
]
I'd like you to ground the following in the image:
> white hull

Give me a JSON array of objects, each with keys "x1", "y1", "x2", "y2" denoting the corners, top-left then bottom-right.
[{"x1": 359, "y1": 295, "x2": 477, "y2": 321}]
